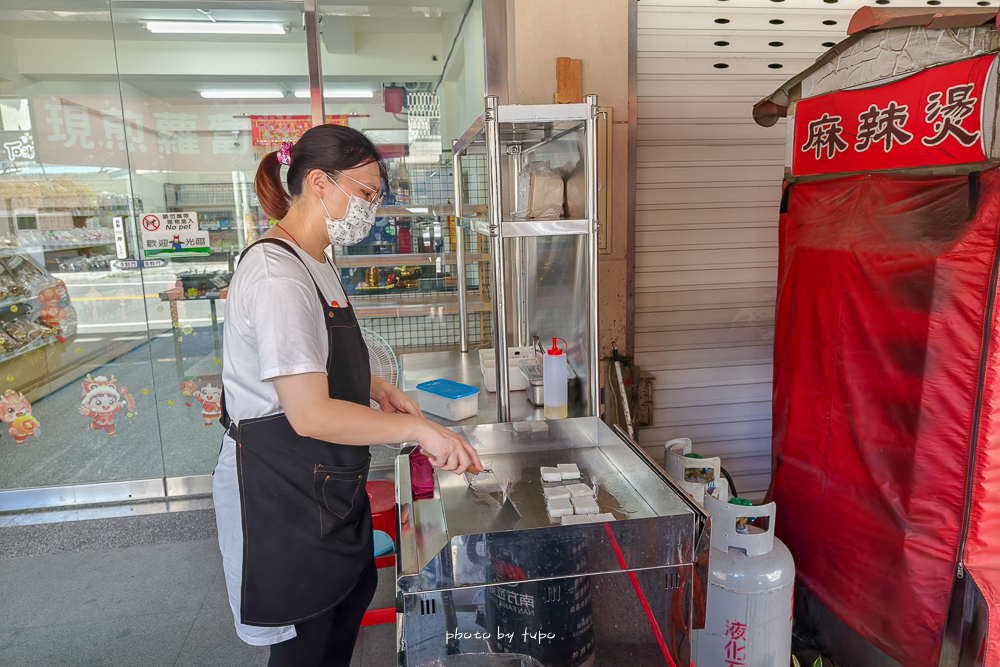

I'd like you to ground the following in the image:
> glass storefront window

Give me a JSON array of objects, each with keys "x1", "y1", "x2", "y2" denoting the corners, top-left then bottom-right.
[
  {"x1": 112, "y1": 1, "x2": 313, "y2": 479},
  {"x1": 0, "y1": 1, "x2": 165, "y2": 491},
  {"x1": 0, "y1": 0, "x2": 485, "y2": 504}
]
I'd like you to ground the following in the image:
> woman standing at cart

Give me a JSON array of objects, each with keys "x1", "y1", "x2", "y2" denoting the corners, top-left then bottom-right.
[{"x1": 213, "y1": 124, "x2": 482, "y2": 667}]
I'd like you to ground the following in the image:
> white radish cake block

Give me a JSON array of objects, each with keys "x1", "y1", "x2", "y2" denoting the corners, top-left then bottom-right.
[
  {"x1": 565, "y1": 483, "x2": 594, "y2": 498},
  {"x1": 591, "y1": 513, "x2": 616, "y2": 522},
  {"x1": 561, "y1": 515, "x2": 592, "y2": 526},
  {"x1": 572, "y1": 496, "x2": 599, "y2": 515},
  {"x1": 557, "y1": 463, "x2": 581, "y2": 480},
  {"x1": 546, "y1": 497, "x2": 574, "y2": 519},
  {"x1": 543, "y1": 486, "x2": 572, "y2": 500},
  {"x1": 540, "y1": 467, "x2": 562, "y2": 483},
  {"x1": 545, "y1": 495, "x2": 572, "y2": 509}
]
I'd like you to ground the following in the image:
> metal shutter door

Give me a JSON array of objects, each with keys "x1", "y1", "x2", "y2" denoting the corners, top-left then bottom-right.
[{"x1": 634, "y1": 0, "x2": 868, "y2": 500}]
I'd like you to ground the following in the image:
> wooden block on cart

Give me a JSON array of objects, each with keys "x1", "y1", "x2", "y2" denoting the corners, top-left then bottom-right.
[{"x1": 555, "y1": 57, "x2": 583, "y2": 104}]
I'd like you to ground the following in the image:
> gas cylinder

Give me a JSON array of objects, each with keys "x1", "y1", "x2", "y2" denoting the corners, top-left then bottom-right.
[
  {"x1": 663, "y1": 437, "x2": 722, "y2": 505},
  {"x1": 692, "y1": 494, "x2": 795, "y2": 667}
]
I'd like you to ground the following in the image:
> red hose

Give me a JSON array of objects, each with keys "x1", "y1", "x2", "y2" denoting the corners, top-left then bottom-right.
[
  {"x1": 602, "y1": 522, "x2": 679, "y2": 667},
  {"x1": 362, "y1": 607, "x2": 395, "y2": 627}
]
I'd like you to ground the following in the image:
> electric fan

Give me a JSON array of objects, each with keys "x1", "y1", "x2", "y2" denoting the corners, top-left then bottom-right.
[{"x1": 361, "y1": 326, "x2": 399, "y2": 409}]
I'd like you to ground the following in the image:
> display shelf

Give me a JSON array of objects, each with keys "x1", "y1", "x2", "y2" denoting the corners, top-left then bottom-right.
[
  {"x1": 0, "y1": 240, "x2": 115, "y2": 257},
  {"x1": 353, "y1": 294, "x2": 490, "y2": 319},
  {"x1": 376, "y1": 206, "x2": 446, "y2": 217},
  {"x1": 178, "y1": 203, "x2": 241, "y2": 211},
  {"x1": 457, "y1": 216, "x2": 489, "y2": 237},
  {"x1": 0, "y1": 294, "x2": 33, "y2": 311},
  {"x1": 11, "y1": 208, "x2": 107, "y2": 217},
  {"x1": 333, "y1": 252, "x2": 488, "y2": 268},
  {"x1": 38, "y1": 240, "x2": 115, "y2": 252},
  {"x1": 452, "y1": 107, "x2": 588, "y2": 156},
  {"x1": 0, "y1": 334, "x2": 58, "y2": 365},
  {"x1": 457, "y1": 216, "x2": 589, "y2": 238},
  {"x1": 452, "y1": 95, "x2": 601, "y2": 421}
]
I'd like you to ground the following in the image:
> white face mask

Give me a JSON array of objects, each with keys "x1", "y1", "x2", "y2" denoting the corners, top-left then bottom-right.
[{"x1": 320, "y1": 173, "x2": 380, "y2": 246}]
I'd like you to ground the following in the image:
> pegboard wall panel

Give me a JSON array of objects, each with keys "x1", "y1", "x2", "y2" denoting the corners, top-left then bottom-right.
[{"x1": 633, "y1": 0, "x2": 944, "y2": 499}]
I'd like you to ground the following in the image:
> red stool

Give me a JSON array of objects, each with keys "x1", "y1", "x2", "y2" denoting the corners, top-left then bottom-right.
[
  {"x1": 367, "y1": 480, "x2": 396, "y2": 569},
  {"x1": 363, "y1": 480, "x2": 397, "y2": 627}
]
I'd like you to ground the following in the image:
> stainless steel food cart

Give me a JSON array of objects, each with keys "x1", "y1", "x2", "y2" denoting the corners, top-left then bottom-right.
[{"x1": 395, "y1": 417, "x2": 711, "y2": 667}]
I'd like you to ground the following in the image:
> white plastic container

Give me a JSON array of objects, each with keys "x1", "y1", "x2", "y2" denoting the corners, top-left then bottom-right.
[
  {"x1": 479, "y1": 347, "x2": 533, "y2": 392},
  {"x1": 415, "y1": 379, "x2": 480, "y2": 421},
  {"x1": 543, "y1": 337, "x2": 568, "y2": 419}
]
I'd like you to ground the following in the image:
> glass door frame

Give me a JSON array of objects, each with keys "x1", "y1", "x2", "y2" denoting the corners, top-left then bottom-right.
[{"x1": 0, "y1": 0, "x2": 326, "y2": 512}]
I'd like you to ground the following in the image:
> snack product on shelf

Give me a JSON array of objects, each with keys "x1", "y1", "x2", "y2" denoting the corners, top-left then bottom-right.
[{"x1": 0, "y1": 330, "x2": 16, "y2": 352}]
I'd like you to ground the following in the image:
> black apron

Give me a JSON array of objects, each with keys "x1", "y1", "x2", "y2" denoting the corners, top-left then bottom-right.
[{"x1": 221, "y1": 237, "x2": 374, "y2": 627}]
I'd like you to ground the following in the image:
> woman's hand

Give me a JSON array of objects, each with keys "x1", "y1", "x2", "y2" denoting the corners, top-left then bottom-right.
[
  {"x1": 371, "y1": 377, "x2": 423, "y2": 417},
  {"x1": 414, "y1": 420, "x2": 483, "y2": 475}
]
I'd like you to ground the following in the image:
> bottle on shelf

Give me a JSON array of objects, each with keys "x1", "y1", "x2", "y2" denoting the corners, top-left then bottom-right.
[{"x1": 543, "y1": 337, "x2": 568, "y2": 420}]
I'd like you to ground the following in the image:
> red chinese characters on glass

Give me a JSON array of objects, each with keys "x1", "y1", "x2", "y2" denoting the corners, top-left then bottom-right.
[
  {"x1": 922, "y1": 83, "x2": 981, "y2": 148},
  {"x1": 724, "y1": 620, "x2": 747, "y2": 667}
]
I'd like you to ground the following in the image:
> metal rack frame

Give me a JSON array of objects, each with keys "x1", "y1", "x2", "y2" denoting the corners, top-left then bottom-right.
[{"x1": 452, "y1": 95, "x2": 601, "y2": 422}]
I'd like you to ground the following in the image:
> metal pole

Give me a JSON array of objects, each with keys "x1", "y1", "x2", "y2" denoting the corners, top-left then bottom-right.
[
  {"x1": 585, "y1": 94, "x2": 600, "y2": 417},
  {"x1": 485, "y1": 96, "x2": 510, "y2": 422},
  {"x1": 514, "y1": 236, "x2": 525, "y2": 347},
  {"x1": 509, "y1": 153, "x2": 526, "y2": 348},
  {"x1": 303, "y1": 0, "x2": 325, "y2": 127},
  {"x1": 453, "y1": 144, "x2": 469, "y2": 353},
  {"x1": 482, "y1": 0, "x2": 510, "y2": 104}
]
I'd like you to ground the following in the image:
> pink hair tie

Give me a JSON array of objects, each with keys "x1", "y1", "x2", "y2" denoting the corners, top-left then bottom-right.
[{"x1": 276, "y1": 141, "x2": 293, "y2": 166}]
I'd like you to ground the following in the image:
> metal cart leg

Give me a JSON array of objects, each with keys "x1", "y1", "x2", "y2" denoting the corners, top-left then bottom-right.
[
  {"x1": 485, "y1": 96, "x2": 511, "y2": 422},
  {"x1": 586, "y1": 94, "x2": 601, "y2": 417}
]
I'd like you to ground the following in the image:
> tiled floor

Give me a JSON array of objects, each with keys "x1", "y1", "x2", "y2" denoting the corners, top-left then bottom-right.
[{"x1": 0, "y1": 504, "x2": 397, "y2": 667}]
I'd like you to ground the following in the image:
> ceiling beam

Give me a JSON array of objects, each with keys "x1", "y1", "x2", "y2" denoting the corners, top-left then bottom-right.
[{"x1": 321, "y1": 15, "x2": 355, "y2": 54}]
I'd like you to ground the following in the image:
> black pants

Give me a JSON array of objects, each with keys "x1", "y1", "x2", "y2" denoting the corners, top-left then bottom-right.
[{"x1": 267, "y1": 560, "x2": 379, "y2": 667}]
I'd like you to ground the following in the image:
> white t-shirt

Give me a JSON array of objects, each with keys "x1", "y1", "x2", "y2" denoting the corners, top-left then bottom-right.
[
  {"x1": 223, "y1": 240, "x2": 349, "y2": 422},
  {"x1": 213, "y1": 239, "x2": 351, "y2": 646}
]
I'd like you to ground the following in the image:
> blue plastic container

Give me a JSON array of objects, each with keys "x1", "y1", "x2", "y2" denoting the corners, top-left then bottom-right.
[{"x1": 415, "y1": 379, "x2": 480, "y2": 421}]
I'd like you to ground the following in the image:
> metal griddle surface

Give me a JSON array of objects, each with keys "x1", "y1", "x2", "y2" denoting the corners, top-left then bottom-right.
[{"x1": 434, "y1": 418, "x2": 692, "y2": 538}]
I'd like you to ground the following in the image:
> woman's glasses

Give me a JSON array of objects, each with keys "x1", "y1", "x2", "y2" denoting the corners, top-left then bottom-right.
[{"x1": 328, "y1": 172, "x2": 383, "y2": 207}]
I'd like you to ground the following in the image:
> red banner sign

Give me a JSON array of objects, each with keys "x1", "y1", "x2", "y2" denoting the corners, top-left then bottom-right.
[
  {"x1": 793, "y1": 55, "x2": 997, "y2": 176},
  {"x1": 250, "y1": 115, "x2": 363, "y2": 147}
]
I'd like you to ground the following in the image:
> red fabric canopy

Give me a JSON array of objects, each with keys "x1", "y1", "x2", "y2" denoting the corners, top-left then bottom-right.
[{"x1": 769, "y1": 169, "x2": 1000, "y2": 667}]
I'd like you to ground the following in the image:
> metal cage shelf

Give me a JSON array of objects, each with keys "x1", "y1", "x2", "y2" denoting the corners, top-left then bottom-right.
[{"x1": 452, "y1": 95, "x2": 601, "y2": 423}]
